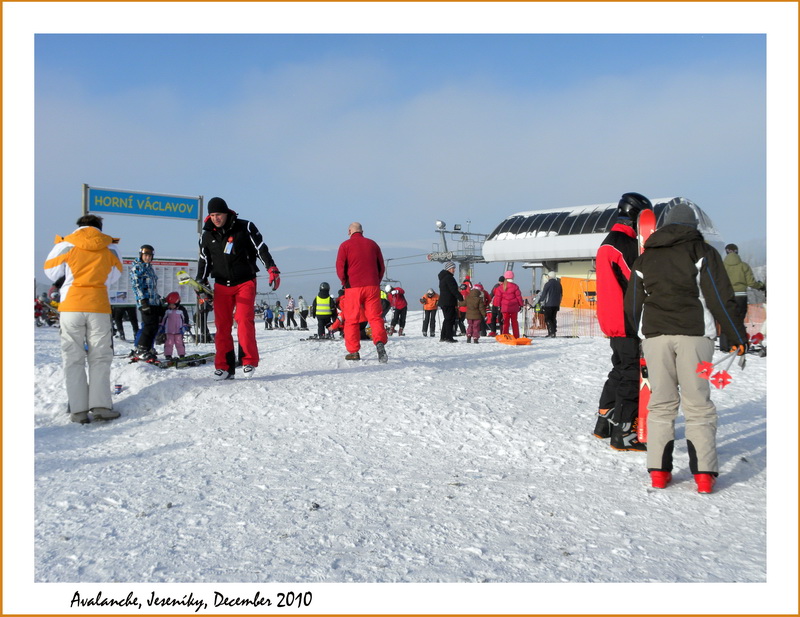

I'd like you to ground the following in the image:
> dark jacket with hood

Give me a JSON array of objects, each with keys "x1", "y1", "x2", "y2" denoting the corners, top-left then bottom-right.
[
  {"x1": 197, "y1": 211, "x2": 276, "y2": 287},
  {"x1": 625, "y1": 224, "x2": 747, "y2": 345},
  {"x1": 438, "y1": 269, "x2": 461, "y2": 307},
  {"x1": 538, "y1": 277, "x2": 563, "y2": 309}
]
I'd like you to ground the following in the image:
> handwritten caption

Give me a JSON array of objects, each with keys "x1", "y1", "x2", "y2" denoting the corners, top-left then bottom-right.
[{"x1": 70, "y1": 590, "x2": 313, "y2": 612}]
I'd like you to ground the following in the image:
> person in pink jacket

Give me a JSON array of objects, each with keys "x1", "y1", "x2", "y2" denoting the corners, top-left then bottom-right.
[
  {"x1": 159, "y1": 292, "x2": 190, "y2": 360},
  {"x1": 493, "y1": 270, "x2": 524, "y2": 338}
]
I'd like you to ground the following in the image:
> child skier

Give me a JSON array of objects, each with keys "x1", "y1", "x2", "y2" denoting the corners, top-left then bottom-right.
[
  {"x1": 310, "y1": 282, "x2": 338, "y2": 339},
  {"x1": 264, "y1": 305, "x2": 274, "y2": 330},
  {"x1": 465, "y1": 284, "x2": 488, "y2": 343},
  {"x1": 159, "y1": 292, "x2": 190, "y2": 360}
]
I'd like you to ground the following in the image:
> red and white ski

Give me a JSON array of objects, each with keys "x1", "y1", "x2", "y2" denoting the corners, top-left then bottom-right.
[{"x1": 636, "y1": 208, "x2": 656, "y2": 443}]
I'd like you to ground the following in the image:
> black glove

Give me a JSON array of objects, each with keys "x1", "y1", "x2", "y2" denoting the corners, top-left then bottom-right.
[{"x1": 140, "y1": 299, "x2": 151, "y2": 315}]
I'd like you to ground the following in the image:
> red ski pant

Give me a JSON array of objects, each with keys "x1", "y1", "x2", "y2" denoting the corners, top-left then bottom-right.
[
  {"x1": 501, "y1": 312, "x2": 520, "y2": 338},
  {"x1": 342, "y1": 285, "x2": 388, "y2": 353},
  {"x1": 212, "y1": 279, "x2": 258, "y2": 370}
]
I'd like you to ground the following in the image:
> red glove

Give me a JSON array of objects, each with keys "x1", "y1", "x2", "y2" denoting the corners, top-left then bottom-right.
[{"x1": 268, "y1": 266, "x2": 281, "y2": 291}]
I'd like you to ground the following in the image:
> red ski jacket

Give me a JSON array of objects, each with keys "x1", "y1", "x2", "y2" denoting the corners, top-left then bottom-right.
[
  {"x1": 389, "y1": 287, "x2": 408, "y2": 310},
  {"x1": 595, "y1": 222, "x2": 638, "y2": 338},
  {"x1": 336, "y1": 232, "x2": 385, "y2": 289}
]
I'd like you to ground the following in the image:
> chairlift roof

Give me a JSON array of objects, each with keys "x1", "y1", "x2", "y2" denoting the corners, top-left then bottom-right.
[{"x1": 482, "y1": 197, "x2": 725, "y2": 263}]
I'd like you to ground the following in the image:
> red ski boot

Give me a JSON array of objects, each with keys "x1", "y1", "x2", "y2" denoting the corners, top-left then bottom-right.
[
  {"x1": 694, "y1": 473, "x2": 716, "y2": 494},
  {"x1": 650, "y1": 471, "x2": 672, "y2": 489}
]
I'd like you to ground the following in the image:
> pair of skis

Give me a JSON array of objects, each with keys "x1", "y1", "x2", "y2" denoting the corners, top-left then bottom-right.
[
  {"x1": 130, "y1": 352, "x2": 215, "y2": 369},
  {"x1": 154, "y1": 352, "x2": 215, "y2": 369},
  {"x1": 636, "y1": 209, "x2": 656, "y2": 443}
]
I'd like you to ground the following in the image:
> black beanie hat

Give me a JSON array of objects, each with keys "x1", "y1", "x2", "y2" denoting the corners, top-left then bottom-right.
[{"x1": 207, "y1": 197, "x2": 231, "y2": 214}]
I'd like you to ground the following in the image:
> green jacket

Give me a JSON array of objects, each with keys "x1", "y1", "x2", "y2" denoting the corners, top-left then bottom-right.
[{"x1": 723, "y1": 253, "x2": 764, "y2": 294}]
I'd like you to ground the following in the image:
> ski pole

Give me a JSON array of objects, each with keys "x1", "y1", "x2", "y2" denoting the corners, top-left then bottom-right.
[{"x1": 696, "y1": 350, "x2": 736, "y2": 378}]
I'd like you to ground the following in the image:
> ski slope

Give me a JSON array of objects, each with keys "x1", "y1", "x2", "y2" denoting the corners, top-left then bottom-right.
[{"x1": 13, "y1": 312, "x2": 793, "y2": 614}]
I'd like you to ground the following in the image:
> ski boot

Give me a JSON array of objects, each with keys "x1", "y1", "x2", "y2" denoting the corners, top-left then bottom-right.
[
  {"x1": 650, "y1": 470, "x2": 672, "y2": 489},
  {"x1": 610, "y1": 421, "x2": 646, "y2": 452},
  {"x1": 593, "y1": 409, "x2": 613, "y2": 439},
  {"x1": 694, "y1": 473, "x2": 716, "y2": 494},
  {"x1": 376, "y1": 342, "x2": 388, "y2": 364}
]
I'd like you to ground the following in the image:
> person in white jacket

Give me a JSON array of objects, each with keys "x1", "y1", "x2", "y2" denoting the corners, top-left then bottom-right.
[{"x1": 44, "y1": 214, "x2": 123, "y2": 423}]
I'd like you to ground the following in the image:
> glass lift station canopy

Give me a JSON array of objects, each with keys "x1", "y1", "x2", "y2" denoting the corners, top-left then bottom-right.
[{"x1": 481, "y1": 197, "x2": 725, "y2": 263}]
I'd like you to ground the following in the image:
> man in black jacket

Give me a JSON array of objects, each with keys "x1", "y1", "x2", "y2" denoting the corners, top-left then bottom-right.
[
  {"x1": 437, "y1": 261, "x2": 460, "y2": 343},
  {"x1": 626, "y1": 203, "x2": 748, "y2": 493},
  {"x1": 196, "y1": 197, "x2": 280, "y2": 380}
]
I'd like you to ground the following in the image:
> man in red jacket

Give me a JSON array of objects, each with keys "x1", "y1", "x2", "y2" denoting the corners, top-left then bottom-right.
[
  {"x1": 335, "y1": 222, "x2": 389, "y2": 362},
  {"x1": 593, "y1": 192, "x2": 651, "y2": 452}
]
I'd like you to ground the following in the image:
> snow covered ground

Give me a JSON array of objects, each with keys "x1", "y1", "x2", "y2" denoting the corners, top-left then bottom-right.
[{"x1": 9, "y1": 312, "x2": 796, "y2": 614}]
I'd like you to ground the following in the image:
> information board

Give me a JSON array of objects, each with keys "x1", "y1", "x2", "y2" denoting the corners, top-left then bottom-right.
[{"x1": 109, "y1": 257, "x2": 198, "y2": 307}]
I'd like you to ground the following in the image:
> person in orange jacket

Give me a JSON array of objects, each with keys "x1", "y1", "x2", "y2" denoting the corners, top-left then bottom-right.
[
  {"x1": 419, "y1": 288, "x2": 439, "y2": 337},
  {"x1": 44, "y1": 214, "x2": 123, "y2": 423}
]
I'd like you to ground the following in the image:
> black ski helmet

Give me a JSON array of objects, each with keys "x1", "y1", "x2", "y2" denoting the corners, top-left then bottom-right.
[
  {"x1": 319, "y1": 282, "x2": 330, "y2": 293},
  {"x1": 140, "y1": 244, "x2": 155, "y2": 256},
  {"x1": 617, "y1": 192, "x2": 652, "y2": 219}
]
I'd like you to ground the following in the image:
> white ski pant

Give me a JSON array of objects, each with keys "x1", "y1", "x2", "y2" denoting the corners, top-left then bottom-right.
[
  {"x1": 59, "y1": 312, "x2": 114, "y2": 413},
  {"x1": 642, "y1": 335, "x2": 718, "y2": 474}
]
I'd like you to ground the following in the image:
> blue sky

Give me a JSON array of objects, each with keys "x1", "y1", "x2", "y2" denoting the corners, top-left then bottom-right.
[{"x1": 20, "y1": 4, "x2": 787, "y2": 300}]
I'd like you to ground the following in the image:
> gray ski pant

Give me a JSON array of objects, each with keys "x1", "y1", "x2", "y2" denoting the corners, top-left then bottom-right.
[
  {"x1": 642, "y1": 335, "x2": 719, "y2": 475},
  {"x1": 60, "y1": 311, "x2": 114, "y2": 413}
]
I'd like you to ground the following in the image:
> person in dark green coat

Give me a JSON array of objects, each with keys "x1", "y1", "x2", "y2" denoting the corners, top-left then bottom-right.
[{"x1": 719, "y1": 244, "x2": 765, "y2": 350}]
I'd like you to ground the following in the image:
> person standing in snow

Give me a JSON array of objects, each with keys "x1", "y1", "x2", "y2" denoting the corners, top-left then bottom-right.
[
  {"x1": 626, "y1": 202, "x2": 748, "y2": 493},
  {"x1": 380, "y1": 286, "x2": 392, "y2": 321},
  {"x1": 297, "y1": 295, "x2": 309, "y2": 330},
  {"x1": 159, "y1": 292, "x2": 190, "y2": 361},
  {"x1": 476, "y1": 282, "x2": 492, "y2": 336},
  {"x1": 44, "y1": 214, "x2": 123, "y2": 423},
  {"x1": 464, "y1": 284, "x2": 487, "y2": 343},
  {"x1": 488, "y1": 276, "x2": 505, "y2": 336},
  {"x1": 386, "y1": 285, "x2": 408, "y2": 336},
  {"x1": 493, "y1": 270, "x2": 524, "y2": 338},
  {"x1": 593, "y1": 192, "x2": 650, "y2": 450},
  {"x1": 111, "y1": 305, "x2": 138, "y2": 342},
  {"x1": 285, "y1": 294, "x2": 298, "y2": 329},
  {"x1": 129, "y1": 243, "x2": 164, "y2": 361},
  {"x1": 310, "y1": 282, "x2": 338, "y2": 339},
  {"x1": 196, "y1": 197, "x2": 281, "y2": 380},
  {"x1": 335, "y1": 222, "x2": 389, "y2": 362},
  {"x1": 274, "y1": 301, "x2": 285, "y2": 329},
  {"x1": 264, "y1": 304, "x2": 274, "y2": 330},
  {"x1": 456, "y1": 282, "x2": 470, "y2": 336},
  {"x1": 718, "y1": 243, "x2": 765, "y2": 352},
  {"x1": 437, "y1": 261, "x2": 461, "y2": 343},
  {"x1": 538, "y1": 271, "x2": 563, "y2": 338},
  {"x1": 420, "y1": 288, "x2": 439, "y2": 337}
]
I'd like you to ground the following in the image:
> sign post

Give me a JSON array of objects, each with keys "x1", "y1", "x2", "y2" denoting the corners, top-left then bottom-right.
[{"x1": 83, "y1": 184, "x2": 211, "y2": 342}]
